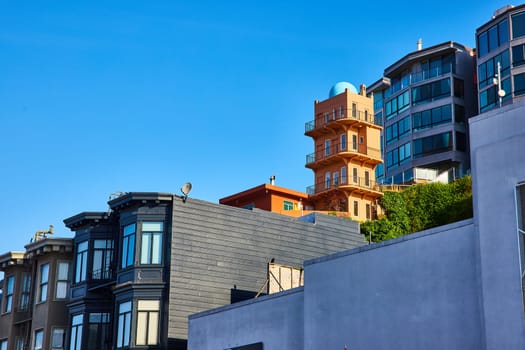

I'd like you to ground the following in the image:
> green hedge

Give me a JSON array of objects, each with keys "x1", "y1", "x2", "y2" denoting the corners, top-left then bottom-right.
[{"x1": 361, "y1": 176, "x2": 473, "y2": 242}]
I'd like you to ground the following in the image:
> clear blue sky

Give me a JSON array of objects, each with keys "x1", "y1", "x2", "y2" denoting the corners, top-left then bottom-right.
[{"x1": 0, "y1": 0, "x2": 512, "y2": 254}]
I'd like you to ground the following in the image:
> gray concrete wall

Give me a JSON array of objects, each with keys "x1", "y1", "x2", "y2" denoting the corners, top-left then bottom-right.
[
  {"x1": 169, "y1": 199, "x2": 364, "y2": 340},
  {"x1": 188, "y1": 287, "x2": 304, "y2": 350},
  {"x1": 469, "y1": 101, "x2": 525, "y2": 349},
  {"x1": 304, "y1": 219, "x2": 482, "y2": 350}
]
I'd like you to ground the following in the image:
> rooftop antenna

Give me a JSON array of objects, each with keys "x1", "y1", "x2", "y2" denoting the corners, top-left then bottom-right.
[
  {"x1": 178, "y1": 182, "x2": 192, "y2": 203},
  {"x1": 34, "y1": 225, "x2": 54, "y2": 242}
]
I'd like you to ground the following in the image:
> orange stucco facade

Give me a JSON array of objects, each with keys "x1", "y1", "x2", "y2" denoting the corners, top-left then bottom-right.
[
  {"x1": 305, "y1": 84, "x2": 383, "y2": 221},
  {"x1": 219, "y1": 183, "x2": 313, "y2": 217}
]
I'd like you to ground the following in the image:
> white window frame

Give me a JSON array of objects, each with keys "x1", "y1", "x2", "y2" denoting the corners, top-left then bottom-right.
[
  {"x1": 325, "y1": 172, "x2": 331, "y2": 189},
  {"x1": 51, "y1": 328, "x2": 65, "y2": 350},
  {"x1": 55, "y1": 262, "x2": 69, "y2": 299},
  {"x1": 140, "y1": 223, "x2": 163, "y2": 265},
  {"x1": 136, "y1": 300, "x2": 160, "y2": 346}
]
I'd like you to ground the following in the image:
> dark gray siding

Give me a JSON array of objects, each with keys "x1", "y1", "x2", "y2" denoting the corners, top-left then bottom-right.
[{"x1": 168, "y1": 198, "x2": 364, "y2": 339}]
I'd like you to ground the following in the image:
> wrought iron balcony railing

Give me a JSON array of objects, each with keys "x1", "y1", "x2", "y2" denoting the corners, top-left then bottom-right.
[
  {"x1": 306, "y1": 176, "x2": 381, "y2": 195},
  {"x1": 305, "y1": 109, "x2": 381, "y2": 133},
  {"x1": 305, "y1": 143, "x2": 381, "y2": 165}
]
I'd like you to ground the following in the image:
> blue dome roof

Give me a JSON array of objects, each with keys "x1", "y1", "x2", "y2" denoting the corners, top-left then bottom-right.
[{"x1": 328, "y1": 82, "x2": 357, "y2": 98}]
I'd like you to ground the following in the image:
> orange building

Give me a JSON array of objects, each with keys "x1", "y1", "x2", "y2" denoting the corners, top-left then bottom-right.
[
  {"x1": 304, "y1": 82, "x2": 383, "y2": 221},
  {"x1": 219, "y1": 178, "x2": 313, "y2": 218}
]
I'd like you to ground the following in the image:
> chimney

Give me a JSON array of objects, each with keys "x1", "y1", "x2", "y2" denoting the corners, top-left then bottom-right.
[
  {"x1": 359, "y1": 84, "x2": 366, "y2": 96},
  {"x1": 417, "y1": 38, "x2": 423, "y2": 51},
  {"x1": 269, "y1": 175, "x2": 276, "y2": 185}
]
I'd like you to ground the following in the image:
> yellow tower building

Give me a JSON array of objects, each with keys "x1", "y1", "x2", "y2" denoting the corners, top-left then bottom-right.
[{"x1": 305, "y1": 82, "x2": 383, "y2": 221}]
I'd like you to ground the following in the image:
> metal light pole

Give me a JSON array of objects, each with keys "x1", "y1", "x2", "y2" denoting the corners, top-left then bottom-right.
[{"x1": 493, "y1": 61, "x2": 506, "y2": 107}]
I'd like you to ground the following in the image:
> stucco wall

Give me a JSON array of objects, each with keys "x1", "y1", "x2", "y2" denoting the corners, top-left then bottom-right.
[
  {"x1": 469, "y1": 101, "x2": 525, "y2": 349},
  {"x1": 304, "y1": 219, "x2": 482, "y2": 350},
  {"x1": 188, "y1": 287, "x2": 304, "y2": 350}
]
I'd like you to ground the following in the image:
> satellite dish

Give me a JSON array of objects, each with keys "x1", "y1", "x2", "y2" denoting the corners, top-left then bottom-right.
[
  {"x1": 181, "y1": 182, "x2": 192, "y2": 196},
  {"x1": 179, "y1": 182, "x2": 192, "y2": 203}
]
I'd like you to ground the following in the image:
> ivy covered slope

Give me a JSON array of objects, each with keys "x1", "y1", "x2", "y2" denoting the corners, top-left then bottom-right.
[{"x1": 361, "y1": 176, "x2": 473, "y2": 243}]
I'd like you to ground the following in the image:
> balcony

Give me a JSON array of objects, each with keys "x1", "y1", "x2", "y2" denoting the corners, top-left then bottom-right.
[
  {"x1": 305, "y1": 143, "x2": 382, "y2": 169},
  {"x1": 305, "y1": 110, "x2": 382, "y2": 136},
  {"x1": 306, "y1": 176, "x2": 383, "y2": 197}
]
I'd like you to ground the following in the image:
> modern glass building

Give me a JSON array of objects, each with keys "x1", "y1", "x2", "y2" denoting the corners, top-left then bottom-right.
[
  {"x1": 476, "y1": 4, "x2": 525, "y2": 113},
  {"x1": 368, "y1": 41, "x2": 477, "y2": 185}
]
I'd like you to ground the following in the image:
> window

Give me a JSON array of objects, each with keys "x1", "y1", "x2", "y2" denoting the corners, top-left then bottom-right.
[
  {"x1": 283, "y1": 201, "x2": 293, "y2": 211},
  {"x1": 386, "y1": 116, "x2": 410, "y2": 144},
  {"x1": 325, "y1": 172, "x2": 331, "y2": 189},
  {"x1": 366, "y1": 204, "x2": 371, "y2": 220},
  {"x1": 513, "y1": 12, "x2": 525, "y2": 39},
  {"x1": 454, "y1": 78, "x2": 464, "y2": 98},
  {"x1": 51, "y1": 328, "x2": 65, "y2": 350},
  {"x1": 15, "y1": 337, "x2": 24, "y2": 350},
  {"x1": 56, "y1": 262, "x2": 69, "y2": 299},
  {"x1": 39, "y1": 263, "x2": 49, "y2": 302},
  {"x1": 412, "y1": 78, "x2": 450, "y2": 105},
  {"x1": 455, "y1": 104, "x2": 465, "y2": 124},
  {"x1": 413, "y1": 132, "x2": 452, "y2": 158},
  {"x1": 136, "y1": 300, "x2": 160, "y2": 346},
  {"x1": 4, "y1": 276, "x2": 14, "y2": 313},
  {"x1": 352, "y1": 103, "x2": 357, "y2": 117},
  {"x1": 88, "y1": 313, "x2": 110, "y2": 350},
  {"x1": 340, "y1": 134, "x2": 347, "y2": 150},
  {"x1": 513, "y1": 44, "x2": 525, "y2": 66},
  {"x1": 352, "y1": 135, "x2": 357, "y2": 150},
  {"x1": 341, "y1": 166, "x2": 347, "y2": 184},
  {"x1": 364, "y1": 171, "x2": 370, "y2": 187},
  {"x1": 386, "y1": 142, "x2": 411, "y2": 170},
  {"x1": 75, "y1": 241, "x2": 88, "y2": 283},
  {"x1": 333, "y1": 172, "x2": 339, "y2": 186},
  {"x1": 353, "y1": 168, "x2": 358, "y2": 183},
  {"x1": 412, "y1": 104, "x2": 452, "y2": 131},
  {"x1": 19, "y1": 273, "x2": 31, "y2": 311},
  {"x1": 33, "y1": 330, "x2": 43, "y2": 350},
  {"x1": 340, "y1": 105, "x2": 345, "y2": 117},
  {"x1": 324, "y1": 112, "x2": 329, "y2": 124},
  {"x1": 353, "y1": 201, "x2": 359, "y2": 216},
  {"x1": 325, "y1": 139, "x2": 331, "y2": 156},
  {"x1": 93, "y1": 239, "x2": 114, "y2": 279},
  {"x1": 385, "y1": 90, "x2": 410, "y2": 120},
  {"x1": 332, "y1": 108, "x2": 336, "y2": 120},
  {"x1": 117, "y1": 301, "x2": 132, "y2": 348},
  {"x1": 456, "y1": 132, "x2": 467, "y2": 152},
  {"x1": 0, "y1": 339, "x2": 7, "y2": 350},
  {"x1": 478, "y1": 51, "x2": 510, "y2": 89},
  {"x1": 141, "y1": 223, "x2": 163, "y2": 264},
  {"x1": 515, "y1": 73, "x2": 525, "y2": 96},
  {"x1": 515, "y1": 183, "x2": 525, "y2": 316},
  {"x1": 121, "y1": 224, "x2": 136, "y2": 268},
  {"x1": 70, "y1": 314, "x2": 83, "y2": 350},
  {"x1": 478, "y1": 18, "x2": 509, "y2": 58}
]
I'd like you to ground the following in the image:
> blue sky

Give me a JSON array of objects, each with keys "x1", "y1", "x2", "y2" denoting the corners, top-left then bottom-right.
[{"x1": 0, "y1": 0, "x2": 512, "y2": 254}]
